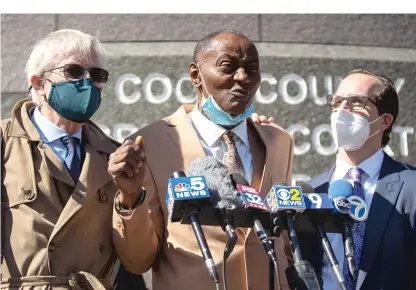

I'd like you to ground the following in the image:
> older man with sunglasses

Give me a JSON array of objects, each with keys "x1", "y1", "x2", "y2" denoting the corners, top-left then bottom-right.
[{"x1": 0, "y1": 29, "x2": 146, "y2": 289}]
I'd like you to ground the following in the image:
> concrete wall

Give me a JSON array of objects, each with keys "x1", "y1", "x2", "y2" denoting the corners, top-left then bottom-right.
[{"x1": 2, "y1": 14, "x2": 416, "y2": 289}]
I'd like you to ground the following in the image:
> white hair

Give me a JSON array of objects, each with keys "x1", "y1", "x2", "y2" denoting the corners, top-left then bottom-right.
[{"x1": 25, "y1": 29, "x2": 107, "y2": 105}]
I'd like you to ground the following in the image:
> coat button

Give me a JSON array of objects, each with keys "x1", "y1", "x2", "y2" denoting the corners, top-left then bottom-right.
[
  {"x1": 118, "y1": 223, "x2": 125, "y2": 238},
  {"x1": 48, "y1": 242, "x2": 57, "y2": 252},
  {"x1": 99, "y1": 244, "x2": 104, "y2": 254},
  {"x1": 100, "y1": 190, "x2": 108, "y2": 203},
  {"x1": 23, "y1": 189, "x2": 35, "y2": 201}
]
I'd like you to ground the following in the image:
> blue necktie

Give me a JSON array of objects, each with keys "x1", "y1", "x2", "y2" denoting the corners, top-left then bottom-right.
[
  {"x1": 61, "y1": 136, "x2": 81, "y2": 183},
  {"x1": 344, "y1": 167, "x2": 366, "y2": 290}
]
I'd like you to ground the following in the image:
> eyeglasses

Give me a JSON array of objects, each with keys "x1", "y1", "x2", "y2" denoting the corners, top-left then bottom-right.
[
  {"x1": 42, "y1": 63, "x2": 109, "y2": 83},
  {"x1": 326, "y1": 94, "x2": 378, "y2": 110}
]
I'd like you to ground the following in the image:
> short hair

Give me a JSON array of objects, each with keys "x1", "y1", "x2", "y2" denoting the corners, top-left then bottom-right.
[
  {"x1": 25, "y1": 29, "x2": 107, "y2": 105},
  {"x1": 347, "y1": 68, "x2": 399, "y2": 147},
  {"x1": 192, "y1": 29, "x2": 250, "y2": 64}
]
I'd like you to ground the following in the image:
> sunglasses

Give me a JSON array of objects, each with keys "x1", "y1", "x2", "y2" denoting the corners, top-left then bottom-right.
[{"x1": 42, "y1": 63, "x2": 109, "y2": 83}]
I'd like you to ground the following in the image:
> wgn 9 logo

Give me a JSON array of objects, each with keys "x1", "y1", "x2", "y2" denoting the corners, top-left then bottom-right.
[
  {"x1": 303, "y1": 193, "x2": 334, "y2": 210},
  {"x1": 304, "y1": 193, "x2": 323, "y2": 208}
]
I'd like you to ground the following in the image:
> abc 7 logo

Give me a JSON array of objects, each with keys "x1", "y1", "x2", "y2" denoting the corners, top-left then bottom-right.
[
  {"x1": 348, "y1": 196, "x2": 369, "y2": 222},
  {"x1": 333, "y1": 197, "x2": 351, "y2": 214},
  {"x1": 333, "y1": 196, "x2": 369, "y2": 221},
  {"x1": 277, "y1": 189, "x2": 291, "y2": 200}
]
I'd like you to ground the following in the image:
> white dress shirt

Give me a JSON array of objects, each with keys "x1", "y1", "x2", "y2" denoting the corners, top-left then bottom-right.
[
  {"x1": 322, "y1": 148, "x2": 384, "y2": 290},
  {"x1": 31, "y1": 107, "x2": 82, "y2": 163},
  {"x1": 188, "y1": 106, "x2": 253, "y2": 185}
]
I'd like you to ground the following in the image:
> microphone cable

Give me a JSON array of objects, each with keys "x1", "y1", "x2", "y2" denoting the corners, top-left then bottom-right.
[{"x1": 222, "y1": 223, "x2": 237, "y2": 290}]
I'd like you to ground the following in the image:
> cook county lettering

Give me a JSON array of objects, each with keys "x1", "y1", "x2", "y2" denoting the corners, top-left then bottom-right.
[
  {"x1": 96, "y1": 72, "x2": 414, "y2": 184},
  {"x1": 113, "y1": 72, "x2": 405, "y2": 106}
]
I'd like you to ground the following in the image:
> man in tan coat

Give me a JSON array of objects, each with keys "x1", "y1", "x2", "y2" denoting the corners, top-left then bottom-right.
[
  {"x1": 109, "y1": 29, "x2": 295, "y2": 290},
  {"x1": 0, "y1": 29, "x2": 145, "y2": 289}
]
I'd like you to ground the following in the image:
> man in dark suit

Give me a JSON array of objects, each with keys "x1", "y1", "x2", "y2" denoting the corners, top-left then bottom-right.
[{"x1": 300, "y1": 69, "x2": 416, "y2": 290}]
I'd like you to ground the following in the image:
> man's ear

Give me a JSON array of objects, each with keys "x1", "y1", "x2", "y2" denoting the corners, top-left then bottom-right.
[
  {"x1": 30, "y1": 74, "x2": 46, "y2": 98},
  {"x1": 189, "y1": 62, "x2": 201, "y2": 88},
  {"x1": 380, "y1": 113, "x2": 394, "y2": 131}
]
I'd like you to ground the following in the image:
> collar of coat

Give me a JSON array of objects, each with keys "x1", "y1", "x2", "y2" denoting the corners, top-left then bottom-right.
[{"x1": 7, "y1": 98, "x2": 119, "y2": 155}]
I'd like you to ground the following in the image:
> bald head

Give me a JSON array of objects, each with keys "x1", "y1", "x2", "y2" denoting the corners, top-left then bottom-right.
[
  {"x1": 192, "y1": 29, "x2": 254, "y2": 64},
  {"x1": 337, "y1": 73, "x2": 385, "y2": 99}
]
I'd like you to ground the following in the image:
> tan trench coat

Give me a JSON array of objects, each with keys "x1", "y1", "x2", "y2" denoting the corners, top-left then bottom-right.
[
  {"x1": 0, "y1": 100, "x2": 141, "y2": 289},
  {"x1": 113, "y1": 105, "x2": 295, "y2": 290}
]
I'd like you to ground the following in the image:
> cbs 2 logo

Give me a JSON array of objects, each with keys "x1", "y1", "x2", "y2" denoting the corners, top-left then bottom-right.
[{"x1": 289, "y1": 188, "x2": 301, "y2": 201}]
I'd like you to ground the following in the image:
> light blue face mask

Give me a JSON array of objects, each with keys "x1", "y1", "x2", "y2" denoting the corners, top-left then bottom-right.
[
  {"x1": 198, "y1": 66, "x2": 255, "y2": 127},
  {"x1": 200, "y1": 95, "x2": 255, "y2": 127}
]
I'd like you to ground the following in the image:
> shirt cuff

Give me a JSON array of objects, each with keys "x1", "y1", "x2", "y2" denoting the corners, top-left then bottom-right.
[{"x1": 115, "y1": 189, "x2": 146, "y2": 218}]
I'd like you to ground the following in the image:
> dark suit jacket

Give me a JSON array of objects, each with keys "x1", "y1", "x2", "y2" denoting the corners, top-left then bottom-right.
[{"x1": 299, "y1": 153, "x2": 416, "y2": 290}]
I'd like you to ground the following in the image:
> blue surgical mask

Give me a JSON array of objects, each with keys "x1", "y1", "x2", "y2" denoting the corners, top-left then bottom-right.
[
  {"x1": 47, "y1": 78, "x2": 101, "y2": 123},
  {"x1": 200, "y1": 95, "x2": 255, "y2": 127},
  {"x1": 198, "y1": 66, "x2": 255, "y2": 126}
]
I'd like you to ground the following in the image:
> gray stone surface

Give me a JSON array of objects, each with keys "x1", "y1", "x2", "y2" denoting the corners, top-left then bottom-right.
[
  {"x1": 1, "y1": 14, "x2": 55, "y2": 93},
  {"x1": 1, "y1": 14, "x2": 416, "y2": 290},
  {"x1": 260, "y1": 14, "x2": 416, "y2": 48},
  {"x1": 3, "y1": 43, "x2": 414, "y2": 180},
  {"x1": 57, "y1": 14, "x2": 259, "y2": 42}
]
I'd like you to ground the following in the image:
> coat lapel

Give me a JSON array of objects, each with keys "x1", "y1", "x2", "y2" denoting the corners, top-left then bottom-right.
[
  {"x1": 246, "y1": 120, "x2": 266, "y2": 192},
  {"x1": 39, "y1": 143, "x2": 75, "y2": 186},
  {"x1": 8, "y1": 100, "x2": 119, "y2": 243},
  {"x1": 9, "y1": 100, "x2": 76, "y2": 187},
  {"x1": 165, "y1": 105, "x2": 207, "y2": 168},
  {"x1": 49, "y1": 124, "x2": 117, "y2": 242},
  {"x1": 356, "y1": 153, "x2": 404, "y2": 289},
  {"x1": 307, "y1": 166, "x2": 334, "y2": 193},
  {"x1": 245, "y1": 121, "x2": 288, "y2": 242}
]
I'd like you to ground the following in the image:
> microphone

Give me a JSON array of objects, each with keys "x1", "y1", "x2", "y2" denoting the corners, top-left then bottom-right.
[
  {"x1": 293, "y1": 184, "x2": 351, "y2": 234},
  {"x1": 298, "y1": 182, "x2": 346, "y2": 290},
  {"x1": 230, "y1": 173, "x2": 281, "y2": 290},
  {"x1": 264, "y1": 182, "x2": 307, "y2": 261},
  {"x1": 328, "y1": 179, "x2": 355, "y2": 281},
  {"x1": 186, "y1": 156, "x2": 240, "y2": 290},
  {"x1": 168, "y1": 158, "x2": 270, "y2": 230},
  {"x1": 328, "y1": 179, "x2": 369, "y2": 281},
  {"x1": 187, "y1": 156, "x2": 239, "y2": 260},
  {"x1": 265, "y1": 183, "x2": 323, "y2": 290},
  {"x1": 166, "y1": 167, "x2": 219, "y2": 286},
  {"x1": 229, "y1": 173, "x2": 276, "y2": 262}
]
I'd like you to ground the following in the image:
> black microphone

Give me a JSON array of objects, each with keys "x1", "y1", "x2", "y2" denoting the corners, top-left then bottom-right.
[
  {"x1": 265, "y1": 182, "x2": 323, "y2": 290},
  {"x1": 229, "y1": 173, "x2": 276, "y2": 262},
  {"x1": 327, "y1": 179, "x2": 369, "y2": 281},
  {"x1": 301, "y1": 182, "x2": 347, "y2": 290},
  {"x1": 229, "y1": 173, "x2": 281, "y2": 290},
  {"x1": 187, "y1": 156, "x2": 239, "y2": 260},
  {"x1": 167, "y1": 168, "x2": 219, "y2": 287},
  {"x1": 187, "y1": 156, "x2": 241, "y2": 290}
]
